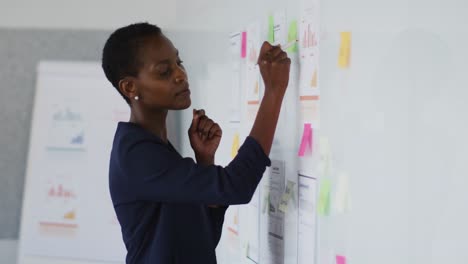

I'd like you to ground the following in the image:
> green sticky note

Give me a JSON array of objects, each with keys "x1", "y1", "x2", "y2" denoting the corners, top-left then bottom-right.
[
  {"x1": 318, "y1": 178, "x2": 332, "y2": 215},
  {"x1": 287, "y1": 20, "x2": 298, "y2": 53},
  {"x1": 268, "y1": 15, "x2": 275, "y2": 43}
]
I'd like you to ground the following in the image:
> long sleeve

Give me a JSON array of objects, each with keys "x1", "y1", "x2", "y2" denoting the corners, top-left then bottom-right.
[
  {"x1": 207, "y1": 206, "x2": 228, "y2": 247},
  {"x1": 111, "y1": 136, "x2": 271, "y2": 206}
]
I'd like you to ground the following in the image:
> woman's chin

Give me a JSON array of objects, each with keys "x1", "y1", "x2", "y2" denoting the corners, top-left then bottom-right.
[{"x1": 174, "y1": 99, "x2": 191, "y2": 110}]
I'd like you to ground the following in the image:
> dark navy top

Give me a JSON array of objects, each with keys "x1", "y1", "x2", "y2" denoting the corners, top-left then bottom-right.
[{"x1": 109, "y1": 122, "x2": 271, "y2": 264}]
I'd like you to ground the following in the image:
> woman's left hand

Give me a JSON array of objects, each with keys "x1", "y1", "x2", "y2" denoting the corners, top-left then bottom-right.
[{"x1": 188, "y1": 109, "x2": 222, "y2": 166}]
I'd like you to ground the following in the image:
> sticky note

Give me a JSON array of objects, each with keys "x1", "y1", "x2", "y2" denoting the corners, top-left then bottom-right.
[
  {"x1": 318, "y1": 178, "x2": 331, "y2": 216},
  {"x1": 338, "y1": 32, "x2": 351, "y2": 68},
  {"x1": 287, "y1": 20, "x2": 299, "y2": 53},
  {"x1": 241, "y1": 31, "x2": 247, "y2": 58},
  {"x1": 336, "y1": 255, "x2": 347, "y2": 264},
  {"x1": 278, "y1": 180, "x2": 296, "y2": 213},
  {"x1": 334, "y1": 172, "x2": 352, "y2": 213},
  {"x1": 285, "y1": 180, "x2": 295, "y2": 197},
  {"x1": 298, "y1": 123, "x2": 313, "y2": 157},
  {"x1": 278, "y1": 197, "x2": 289, "y2": 213},
  {"x1": 268, "y1": 15, "x2": 275, "y2": 43},
  {"x1": 231, "y1": 133, "x2": 240, "y2": 158}
]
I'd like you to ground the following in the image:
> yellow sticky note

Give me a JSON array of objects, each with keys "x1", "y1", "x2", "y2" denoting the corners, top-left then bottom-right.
[
  {"x1": 318, "y1": 178, "x2": 332, "y2": 216},
  {"x1": 231, "y1": 133, "x2": 240, "y2": 158},
  {"x1": 338, "y1": 32, "x2": 351, "y2": 68}
]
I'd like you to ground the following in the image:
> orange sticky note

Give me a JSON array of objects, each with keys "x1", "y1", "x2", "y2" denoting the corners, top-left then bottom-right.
[
  {"x1": 338, "y1": 32, "x2": 351, "y2": 68},
  {"x1": 298, "y1": 123, "x2": 313, "y2": 157},
  {"x1": 336, "y1": 255, "x2": 347, "y2": 264}
]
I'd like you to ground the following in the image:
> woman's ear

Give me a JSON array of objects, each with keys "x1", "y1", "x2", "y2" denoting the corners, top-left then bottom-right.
[{"x1": 118, "y1": 77, "x2": 137, "y2": 101}]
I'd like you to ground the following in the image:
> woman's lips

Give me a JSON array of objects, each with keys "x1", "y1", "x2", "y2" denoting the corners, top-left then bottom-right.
[
  {"x1": 176, "y1": 82, "x2": 191, "y2": 97},
  {"x1": 177, "y1": 88, "x2": 191, "y2": 96}
]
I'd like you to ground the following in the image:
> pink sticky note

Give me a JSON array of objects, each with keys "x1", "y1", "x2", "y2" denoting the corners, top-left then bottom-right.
[
  {"x1": 336, "y1": 255, "x2": 347, "y2": 264},
  {"x1": 298, "y1": 123, "x2": 313, "y2": 157},
  {"x1": 241, "y1": 31, "x2": 247, "y2": 58},
  {"x1": 308, "y1": 124, "x2": 313, "y2": 151}
]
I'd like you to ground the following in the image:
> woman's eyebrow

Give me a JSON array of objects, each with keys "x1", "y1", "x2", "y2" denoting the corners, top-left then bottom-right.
[
  {"x1": 154, "y1": 50, "x2": 180, "y2": 67},
  {"x1": 156, "y1": 59, "x2": 171, "y2": 65}
]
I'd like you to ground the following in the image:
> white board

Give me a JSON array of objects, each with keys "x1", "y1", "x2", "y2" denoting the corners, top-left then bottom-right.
[{"x1": 18, "y1": 61, "x2": 129, "y2": 263}]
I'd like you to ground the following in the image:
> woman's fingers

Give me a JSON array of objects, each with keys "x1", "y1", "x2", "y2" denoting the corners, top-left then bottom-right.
[
  {"x1": 192, "y1": 109, "x2": 222, "y2": 140},
  {"x1": 200, "y1": 119, "x2": 214, "y2": 140},
  {"x1": 197, "y1": 116, "x2": 209, "y2": 137},
  {"x1": 269, "y1": 46, "x2": 283, "y2": 59},
  {"x1": 273, "y1": 50, "x2": 288, "y2": 62},
  {"x1": 207, "y1": 123, "x2": 222, "y2": 139}
]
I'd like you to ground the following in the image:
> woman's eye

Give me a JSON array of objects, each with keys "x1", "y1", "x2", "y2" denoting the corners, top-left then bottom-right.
[
  {"x1": 177, "y1": 60, "x2": 184, "y2": 66},
  {"x1": 160, "y1": 69, "x2": 171, "y2": 77}
]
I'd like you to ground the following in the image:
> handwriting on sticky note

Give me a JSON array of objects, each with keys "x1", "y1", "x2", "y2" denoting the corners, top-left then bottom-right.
[
  {"x1": 336, "y1": 255, "x2": 347, "y2": 264},
  {"x1": 338, "y1": 32, "x2": 351, "y2": 68},
  {"x1": 231, "y1": 133, "x2": 240, "y2": 158},
  {"x1": 298, "y1": 123, "x2": 313, "y2": 157},
  {"x1": 287, "y1": 20, "x2": 298, "y2": 53},
  {"x1": 318, "y1": 178, "x2": 331, "y2": 215},
  {"x1": 241, "y1": 31, "x2": 247, "y2": 58}
]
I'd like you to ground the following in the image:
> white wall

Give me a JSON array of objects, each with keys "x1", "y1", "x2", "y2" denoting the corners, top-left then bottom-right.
[
  {"x1": 0, "y1": 0, "x2": 288, "y2": 32},
  {"x1": 320, "y1": 0, "x2": 468, "y2": 263},
  {"x1": 0, "y1": 0, "x2": 177, "y2": 31}
]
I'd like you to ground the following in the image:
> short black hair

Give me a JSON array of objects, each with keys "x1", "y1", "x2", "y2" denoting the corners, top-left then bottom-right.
[{"x1": 102, "y1": 22, "x2": 163, "y2": 104}]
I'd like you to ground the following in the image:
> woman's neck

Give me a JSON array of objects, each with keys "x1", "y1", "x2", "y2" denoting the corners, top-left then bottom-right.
[{"x1": 129, "y1": 107, "x2": 168, "y2": 143}]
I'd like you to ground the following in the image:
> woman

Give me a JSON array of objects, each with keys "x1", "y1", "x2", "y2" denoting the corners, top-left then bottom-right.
[{"x1": 102, "y1": 22, "x2": 290, "y2": 264}]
